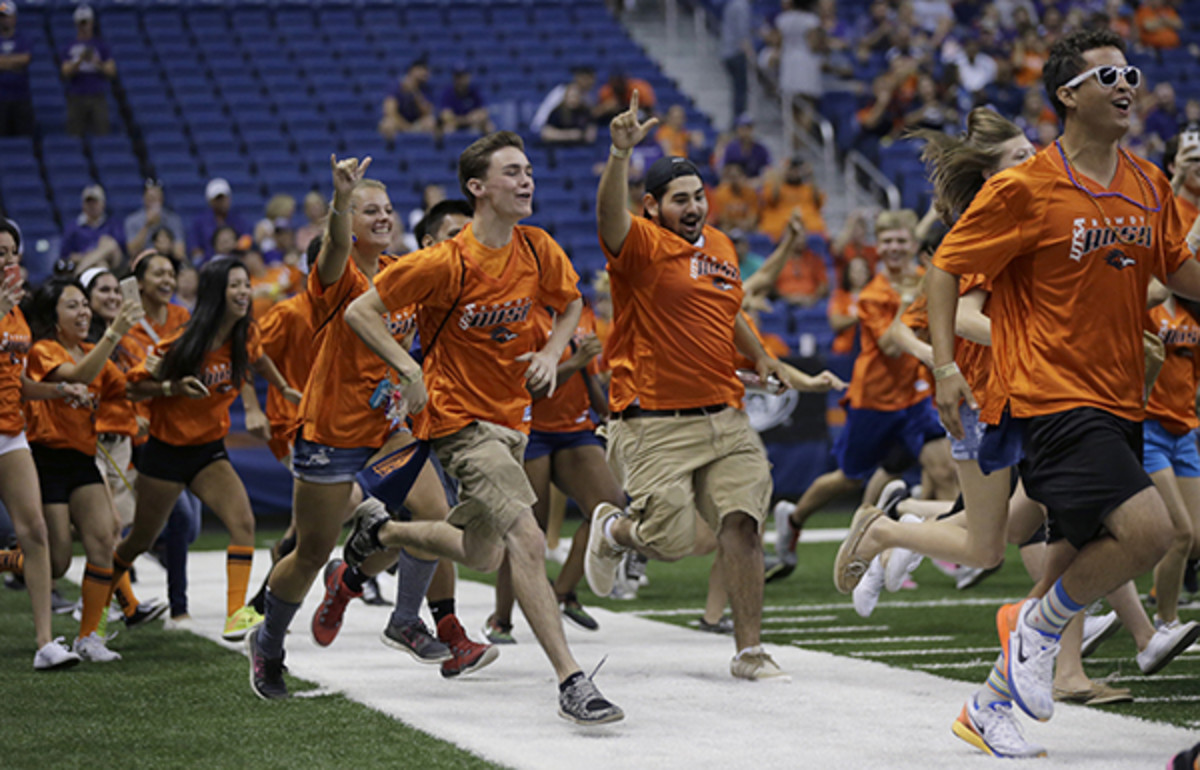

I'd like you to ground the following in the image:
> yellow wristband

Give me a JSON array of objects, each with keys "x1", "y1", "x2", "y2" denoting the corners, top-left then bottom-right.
[{"x1": 932, "y1": 362, "x2": 960, "y2": 381}]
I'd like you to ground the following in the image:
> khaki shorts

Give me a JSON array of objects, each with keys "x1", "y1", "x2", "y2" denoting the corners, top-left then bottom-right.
[
  {"x1": 96, "y1": 435, "x2": 136, "y2": 527},
  {"x1": 606, "y1": 407, "x2": 771, "y2": 560},
  {"x1": 433, "y1": 421, "x2": 536, "y2": 541}
]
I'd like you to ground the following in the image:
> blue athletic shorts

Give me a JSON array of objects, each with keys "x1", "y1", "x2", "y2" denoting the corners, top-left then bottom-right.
[
  {"x1": 833, "y1": 400, "x2": 946, "y2": 480},
  {"x1": 524, "y1": 428, "x2": 603, "y2": 462},
  {"x1": 1143, "y1": 419, "x2": 1200, "y2": 477},
  {"x1": 291, "y1": 436, "x2": 377, "y2": 484},
  {"x1": 949, "y1": 402, "x2": 987, "y2": 462}
]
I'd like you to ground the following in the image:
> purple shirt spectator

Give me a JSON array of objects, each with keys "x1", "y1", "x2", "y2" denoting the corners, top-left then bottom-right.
[
  {"x1": 190, "y1": 208, "x2": 250, "y2": 263},
  {"x1": 0, "y1": 32, "x2": 32, "y2": 100},
  {"x1": 62, "y1": 213, "x2": 124, "y2": 257},
  {"x1": 59, "y1": 37, "x2": 112, "y2": 96},
  {"x1": 723, "y1": 139, "x2": 771, "y2": 179},
  {"x1": 392, "y1": 81, "x2": 433, "y2": 123},
  {"x1": 439, "y1": 82, "x2": 485, "y2": 118}
]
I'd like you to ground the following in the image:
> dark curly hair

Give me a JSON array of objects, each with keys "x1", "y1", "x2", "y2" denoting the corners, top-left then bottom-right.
[{"x1": 1043, "y1": 28, "x2": 1127, "y2": 123}]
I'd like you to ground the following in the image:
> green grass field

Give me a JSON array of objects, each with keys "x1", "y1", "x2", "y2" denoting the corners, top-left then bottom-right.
[{"x1": 2, "y1": 509, "x2": 1197, "y2": 768}]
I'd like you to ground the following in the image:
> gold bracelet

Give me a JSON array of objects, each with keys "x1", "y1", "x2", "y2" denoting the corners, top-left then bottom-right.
[{"x1": 609, "y1": 145, "x2": 631, "y2": 159}]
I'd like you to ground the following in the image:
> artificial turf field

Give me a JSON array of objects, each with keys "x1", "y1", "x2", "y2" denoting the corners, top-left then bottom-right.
[{"x1": 1, "y1": 509, "x2": 1196, "y2": 769}]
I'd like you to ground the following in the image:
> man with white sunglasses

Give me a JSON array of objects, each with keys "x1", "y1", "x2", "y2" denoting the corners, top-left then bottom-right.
[{"x1": 924, "y1": 27, "x2": 1200, "y2": 757}]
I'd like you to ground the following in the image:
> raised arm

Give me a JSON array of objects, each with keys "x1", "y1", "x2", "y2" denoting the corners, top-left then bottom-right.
[
  {"x1": 742, "y1": 211, "x2": 802, "y2": 304},
  {"x1": 597, "y1": 90, "x2": 658, "y2": 257},
  {"x1": 44, "y1": 300, "x2": 142, "y2": 385},
  {"x1": 316, "y1": 155, "x2": 372, "y2": 289}
]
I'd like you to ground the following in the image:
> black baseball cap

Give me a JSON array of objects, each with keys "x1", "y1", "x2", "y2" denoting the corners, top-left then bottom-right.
[{"x1": 644, "y1": 156, "x2": 701, "y2": 197}]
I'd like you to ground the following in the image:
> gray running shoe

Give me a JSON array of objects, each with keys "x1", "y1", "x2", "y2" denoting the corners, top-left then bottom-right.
[
  {"x1": 343, "y1": 498, "x2": 389, "y2": 568},
  {"x1": 381, "y1": 617, "x2": 452, "y2": 663},
  {"x1": 558, "y1": 673, "x2": 624, "y2": 725}
]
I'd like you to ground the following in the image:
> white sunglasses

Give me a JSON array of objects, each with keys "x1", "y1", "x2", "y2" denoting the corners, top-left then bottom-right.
[{"x1": 1063, "y1": 65, "x2": 1141, "y2": 90}]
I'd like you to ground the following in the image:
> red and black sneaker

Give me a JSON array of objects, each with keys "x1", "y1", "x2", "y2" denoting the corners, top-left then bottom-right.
[
  {"x1": 437, "y1": 614, "x2": 499, "y2": 679},
  {"x1": 311, "y1": 559, "x2": 361, "y2": 647}
]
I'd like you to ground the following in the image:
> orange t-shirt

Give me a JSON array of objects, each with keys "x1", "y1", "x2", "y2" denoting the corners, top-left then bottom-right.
[
  {"x1": 259, "y1": 292, "x2": 317, "y2": 460},
  {"x1": 1178, "y1": 196, "x2": 1199, "y2": 235},
  {"x1": 251, "y1": 264, "x2": 304, "y2": 319},
  {"x1": 775, "y1": 251, "x2": 829, "y2": 299},
  {"x1": 933, "y1": 146, "x2": 1192, "y2": 424},
  {"x1": 708, "y1": 183, "x2": 760, "y2": 228},
  {"x1": 656, "y1": 124, "x2": 691, "y2": 158},
  {"x1": 828, "y1": 288, "x2": 859, "y2": 354},
  {"x1": 0, "y1": 308, "x2": 31, "y2": 436},
  {"x1": 1146, "y1": 301, "x2": 1200, "y2": 435},
  {"x1": 129, "y1": 324, "x2": 264, "y2": 446},
  {"x1": 375, "y1": 224, "x2": 581, "y2": 439},
  {"x1": 25, "y1": 340, "x2": 132, "y2": 455},
  {"x1": 601, "y1": 217, "x2": 745, "y2": 412},
  {"x1": 598, "y1": 78, "x2": 656, "y2": 111},
  {"x1": 844, "y1": 271, "x2": 931, "y2": 411},
  {"x1": 1136, "y1": 6, "x2": 1181, "y2": 49},
  {"x1": 759, "y1": 183, "x2": 827, "y2": 240},
  {"x1": 299, "y1": 255, "x2": 417, "y2": 449},
  {"x1": 531, "y1": 303, "x2": 599, "y2": 434},
  {"x1": 121, "y1": 304, "x2": 191, "y2": 441}
]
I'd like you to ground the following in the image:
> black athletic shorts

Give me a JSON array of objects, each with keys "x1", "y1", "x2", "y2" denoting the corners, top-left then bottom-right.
[
  {"x1": 1020, "y1": 407, "x2": 1150, "y2": 550},
  {"x1": 30, "y1": 443, "x2": 104, "y2": 504},
  {"x1": 137, "y1": 436, "x2": 228, "y2": 485}
]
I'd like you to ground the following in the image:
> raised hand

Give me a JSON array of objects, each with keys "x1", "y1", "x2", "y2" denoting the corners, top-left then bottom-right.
[
  {"x1": 609, "y1": 90, "x2": 659, "y2": 152},
  {"x1": 112, "y1": 299, "x2": 145, "y2": 335},
  {"x1": 330, "y1": 154, "x2": 373, "y2": 198}
]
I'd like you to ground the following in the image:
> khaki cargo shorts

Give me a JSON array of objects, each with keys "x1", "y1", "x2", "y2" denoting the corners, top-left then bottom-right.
[{"x1": 433, "y1": 421, "x2": 536, "y2": 541}]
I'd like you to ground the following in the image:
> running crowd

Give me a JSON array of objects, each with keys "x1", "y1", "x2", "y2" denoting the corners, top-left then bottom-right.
[{"x1": 0, "y1": 22, "x2": 1198, "y2": 762}]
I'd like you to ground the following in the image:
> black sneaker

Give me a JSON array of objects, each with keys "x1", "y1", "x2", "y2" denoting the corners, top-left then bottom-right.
[
  {"x1": 697, "y1": 615, "x2": 734, "y2": 634},
  {"x1": 247, "y1": 629, "x2": 288, "y2": 700},
  {"x1": 343, "y1": 498, "x2": 389, "y2": 568},
  {"x1": 381, "y1": 617, "x2": 452, "y2": 663},
  {"x1": 360, "y1": 576, "x2": 392, "y2": 606},
  {"x1": 764, "y1": 555, "x2": 796, "y2": 584},
  {"x1": 124, "y1": 597, "x2": 169, "y2": 629},
  {"x1": 560, "y1": 592, "x2": 599, "y2": 631},
  {"x1": 622, "y1": 551, "x2": 648, "y2": 587},
  {"x1": 1184, "y1": 559, "x2": 1199, "y2": 595},
  {"x1": 557, "y1": 672, "x2": 624, "y2": 725}
]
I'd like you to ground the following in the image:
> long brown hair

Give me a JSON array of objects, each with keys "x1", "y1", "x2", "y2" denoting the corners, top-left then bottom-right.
[{"x1": 911, "y1": 108, "x2": 1023, "y2": 226}]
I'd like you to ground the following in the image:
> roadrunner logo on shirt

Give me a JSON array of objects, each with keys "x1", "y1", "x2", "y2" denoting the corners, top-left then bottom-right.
[
  {"x1": 1069, "y1": 216, "x2": 1151, "y2": 263},
  {"x1": 0, "y1": 332, "x2": 29, "y2": 368},
  {"x1": 458, "y1": 298, "x2": 533, "y2": 332},
  {"x1": 201, "y1": 362, "x2": 233, "y2": 392},
  {"x1": 386, "y1": 309, "x2": 417, "y2": 338},
  {"x1": 690, "y1": 253, "x2": 739, "y2": 291},
  {"x1": 1104, "y1": 248, "x2": 1137, "y2": 270}
]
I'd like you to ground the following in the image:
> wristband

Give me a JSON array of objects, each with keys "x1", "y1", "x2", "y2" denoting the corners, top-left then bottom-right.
[
  {"x1": 609, "y1": 145, "x2": 631, "y2": 159},
  {"x1": 932, "y1": 362, "x2": 960, "y2": 381},
  {"x1": 162, "y1": 380, "x2": 173, "y2": 397},
  {"x1": 103, "y1": 329, "x2": 122, "y2": 344}
]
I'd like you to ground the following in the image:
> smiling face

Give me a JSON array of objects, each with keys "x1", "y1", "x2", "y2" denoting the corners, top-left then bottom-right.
[
  {"x1": 224, "y1": 265, "x2": 251, "y2": 321},
  {"x1": 350, "y1": 185, "x2": 395, "y2": 253},
  {"x1": 140, "y1": 255, "x2": 177, "y2": 307},
  {"x1": 470, "y1": 146, "x2": 535, "y2": 222},
  {"x1": 645, "y1": 175, "x2": 708, "y2": 244},
  {"x1": 877, "y1": 227, "x2": 916, "y2": 273},
  {"x1": 56, "y1": 285, "x2": 92, "y2": 345},
  {"x1": 89, "y1": 272, "x2": 120, "y2": 323},
  {"x1": 1058, "y1": 47, "x2": 1135, "y2": 138}
]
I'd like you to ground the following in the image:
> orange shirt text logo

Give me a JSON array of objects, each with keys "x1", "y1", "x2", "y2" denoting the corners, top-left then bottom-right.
[
  {"x1": 458, "y1": 298, "x2": 533, "y2": 330},
  {"x1": 202, "y1": 362, "x2": 232, "y2": 389},
  {"x1": 387, "y1": 309, "x2": 417, "y2": 337},
  {"x1": 1157, "y1": 318, "x2": 1200, "y2": 347},
  {"x1": 689, "y1": 252, "x2": 739, "y2": 283},
  {"x1": 1069, "y1": 216, "x2": 1152, "y2": 262}
]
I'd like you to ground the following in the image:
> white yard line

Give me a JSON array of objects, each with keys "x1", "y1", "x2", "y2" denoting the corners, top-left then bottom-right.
[{"x1": 69, "y1": 552, "x2": 1195, "y2": 770}]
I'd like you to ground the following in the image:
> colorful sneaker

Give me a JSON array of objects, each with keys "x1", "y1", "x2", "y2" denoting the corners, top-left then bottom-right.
[
  {"x1": 437, "y1": 615, "x2": 499, "y2": 679},
  {"x1": 312, "y1": 559, "x2": 361, "y2": 647},
  {"x1": 696, "y1": 615, "x2": 734, "y2": 634},
  {"x1": 560, "y1": 592, "x2": 599, "y2": 631},
  {"x1": 584, "y1": 502, "x2": 626, "y2": 597},
  {"x1": 246, "y1": 628, "x2": 288, "y2": 700},
  {"x1": 833, "y1": 505, "x2": 884, "y2": 594},
  {"x1": 1006, "y1": 600, "x2": 1059, "y2": 722},
  {"x1": 123, "y1": 597, "x2": 169, "y2": 629},
  {"x1": 360, "y1": 576, "x2": 391, "y2": 606},
  {"x1": 952, "y1": 696, "x2": 1047, "y2": 758},
  {"x1": 730, "y1": 645, "x2": 790, "y2": 681},
  {"x1": 766, "y1": 500, "x2": 798, "y2": 583},
  {"x1": 34, "y1": 637, "x2": 81, "y2": 670},
  {"x1": 381, "y1": 617, "x2": 452, "y2": 663},
  {"x1": 73, "y1": 631, "x2": 121, "y2": 662},
  {"x1": 482, "y1": 614, "x2": 516, "y2": 644},
  {"x1": 1137, "y1": 619, "x2": 1200, "y2": 675},
  {"x1": 558, "y1": 672, "x2": 624, "y2": 725},
  {"x1": 1080, "y1": 610, "x2": 1122, "y2": 659},
  {"x1": 852, "y1": 555, "x2": 886, "y2": 618},
  {"x1": 996, "y1": 601, "x2": 1020, "y2": 667},
  {"x1": 223, "y1": 605, "x2": 265, "y2": 642},
  {"x1": 343, "y1": 497, "x2": 389, "y2": 568}
]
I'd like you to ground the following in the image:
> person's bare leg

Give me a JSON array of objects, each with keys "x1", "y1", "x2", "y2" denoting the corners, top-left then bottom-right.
[
  {"x1": 793, "y1": 469, "x2": 862, "y2": 531},
  {"x1": 719, "y1": 512, "x2": 763, "y2": 651},
  {"x1": 704, "y1": 555, "x2": 729, "y2": 626},
  {"x1": 917, "y1": 438, "x2": 959, "y2": 501},
  {"x1": 0, "y1": 452, "x2": 53, "y2": 647},
  {"x1": 545, "y1": 485, "x2": 567, "y2": 552},
  {"x1": 550, "y1": 445, "x2": 624, "y2": 597},
  {"x1": 1149, "y1": 469, "x2": 1196, "y2": 624},
  {"x1": 1107, "y1": 579, "x2": 1156, "y2": 651},
  {"x1": 269, "y1": 480, "x2": 351, "y2": 602},
  {"x1": 504, "y1": 511, "x2": 581, "y2": 681},
  {"x1": 859, "y1": 467, "x2": 894, "y2": 511}
]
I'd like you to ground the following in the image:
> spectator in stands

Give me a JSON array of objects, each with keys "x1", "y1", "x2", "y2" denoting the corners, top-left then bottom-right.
[
  {"x1": 949, "y1": 38, "x2": 997, "y2": 101},
  {"x1": 1038, "y1": 5, "x2": 1068, "y2": 45},
  {"x1": 0, "y1": 1, "x2": 33, "y2": 137},
  {"x1": 760, "y1": 156, "x2": 825, "y2": 240},
  {"x1": 125, "y1": 179, "x2": 185, "y2": 262},
  {"x1": 252, "y1": 194, "x2": 296, "y2": 258},
  {"x1": 1101, "y1": 0, "x2": 1135, "y2": 42},
  {"x1": 59, "y1": 5, "x2": 114, "y2": 137},
  {"x1": 189, "y1": 178, "x2": 249, "y2": 264},
  {"x1": 910, "y1": 0, "x2": 954, "y2": 44},
  {"x1": 708, "y1": 162, "x2": 760, "y2": 232},
  {"x1": 263, "y1": 219, "x2": 302, "y2": 269},
  {"x1": 1136, "y1": 0, "x2": 1182, "y2": 50},
  {"x1": 1015, "y1": 87, "x2": 1056, "y2": 146},
  {"x1": 855, "y1": 0, "x2": 896, "y2": 62},
  {"x1": 721, "y1": 0, "x2": 754, "y2": 129},
  {"x1": 654, "y1": 104, "x2": 702, "y2": 158},
  {"x1": 242, "y1": 247, "x2": 299, "y2": 318},
  {"x1": 295, "y1": 191, "x2": 326, "y2": 254},
  {"x1": 776, "y1": 0, "x2": 823, "y2": 117},
  {"x1": 728, "y1": 228, "x2": 765, "y2": 279},
  {"x1": 438, "y1": 65, "x2": 492, "y2": 135},
  {"x1": 531, "y1": 65, "x2": 595, "y2": 134},
  {"x1": 981, "y1": 58, "x2": 1023, "y2": 117},
  {"x1": 211, "y1": 226, "x2": 238, "y2": 262},
  {"x1": 596, "y1": 71, "x2": 656, "y2": 123},
  {"x1": 774, "y1": 229, "x2": 829, "y2": 308},
  {"x1": 62, "y1": 184, "x2": 123, "y2": 273},
  {"x1": 832, "y1": 209, "x2": 878, "y2": 278},
  {"x1": 1011, "y1": 27, "x2": 1047, "y2": 88},
  {"x1": 722, "y1": 113, "x2": 771, "y2": 182},
  {"x1": 406, "y1": 183, "x2": 445, "y2": 238},
  {"x1": 540, "y1": 83, "x2": 597, "y2": 145},
  {"x1": 827, "y1": 254, "x2": 871, "y2": 355},
  {"x1": 174, "y1": 264, "x2": 197, "y2": 312},
  {"x1": 1144, "y1": 81, "x2": 1182, "y2": 145},
  {"x1": 902, "y1": 74, "x2": 958, "y2": 132},
  {"x1": 379, "y1": 59, "x2": 435, "y2": 139},
  {"x1": 152, "y1": 226, "x2": 179, "y2": 259}
]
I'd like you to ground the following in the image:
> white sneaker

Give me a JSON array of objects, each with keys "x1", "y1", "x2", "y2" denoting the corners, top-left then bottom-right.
[
  {"x1": 1006, "y1": 600, "x2": 1059, "y2": 722},
  {"x1": 584, "y1": 503, "x2": 626, "y2": 598},
  {"x1": 73, "y1": 631, "x2": 122, "y2": 662},
  {"x1": 70, "y1": 599, "x2": 123, "y2": 624},
  {"x1": 1080, "y1": 610, "x2": 1122, "y2": 658},
  {"x1": 33, "y1": 637, "x2": 81, "y2": 671},
  {"x1": 853, "y1": 555, "x2": 885, "y2": 618},
  {"x1": 883, "y1": 514, "x2": 924, "y2": 592},
  {"x1": 953, "y1": 696, "x2": 1047, "y2": 759},
  {"x1": 730, "y1": 645, "x2": 791, "y2": 681},
  {"x1": 545, "y1": 540, "x2": 572, "y2": 565},
  {"x1": 1137, "y1": 619, "x2": 1200, "y2": 675},
  {"x1": 163, "y1": 615, "x2": 196, "y2": 632},
  {"x1": 773, "y1": 500, "x2": 797, "y2": 557}
]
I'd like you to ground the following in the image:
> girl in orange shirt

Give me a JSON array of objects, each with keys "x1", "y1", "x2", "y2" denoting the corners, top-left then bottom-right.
[
  {"x1": 0, "y1": 223, "x2": 85, "y2": 670},
  {"x1": 25, "y1": 276, "x2": 148, "y2": 662},
  {"x1": 827, "y1": 255, "x2": 872, "y2": 354},
  {"x1": 115, "y1": 258, "x2": 299, "y2": 642}
]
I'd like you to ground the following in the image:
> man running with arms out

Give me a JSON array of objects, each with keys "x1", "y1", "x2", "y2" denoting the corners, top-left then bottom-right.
[
  {"x1": 588, "y1": 92, "x2": 838, "y2": 680},
  {"x1": 928, "y1": 28, "x2": 1200, "y2": 754},
  {"x1": 343, "y1": 131, "x2": 622, "y2": 725}
]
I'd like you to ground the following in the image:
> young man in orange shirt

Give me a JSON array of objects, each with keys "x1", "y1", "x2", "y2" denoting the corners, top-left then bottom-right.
[
  {"x1": 928, "y1": 29, "x2": 1200, "y2": 750},
  {"x1": 343, "y1": 132, "x2": 622, "y2": 725}
]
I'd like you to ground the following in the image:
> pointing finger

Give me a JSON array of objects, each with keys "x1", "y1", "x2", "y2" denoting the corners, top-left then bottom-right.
[
  {"x1": 358, "y1": 156, "x2": 373, "y2": 176},
  {"x1": 630, "y1": 88, "x2": 639, "y2": 116}
]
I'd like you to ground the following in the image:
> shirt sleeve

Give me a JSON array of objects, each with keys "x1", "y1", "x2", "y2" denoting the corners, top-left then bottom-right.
[
  {"x1": 933, "y1": 173, "x2": 1029, "y2": 281},
  {"x1": 599, "y1": 215, "x2": 657, "y2": 276},
  {"x1": 258, "y1": 304, "x2": 286, "y2": 362},
  {"x1": 247, "y1": 323, "x2": 263, "y2": 364},
  {"x1": 99, "y1": 359, "x2": 128, "y2": 403},
  {"x1": 26, "y1": 341, "x2": 70, "y2": 382},
  {"x1": 1157, "y1": 180, "x2": 1195, "y2": 280},
  {"x1": 374, "y1": 245, "x2": 452, "y2": 312},
  {"x1": 529, "y1": 230, "x2": 582, "y2": 313}
]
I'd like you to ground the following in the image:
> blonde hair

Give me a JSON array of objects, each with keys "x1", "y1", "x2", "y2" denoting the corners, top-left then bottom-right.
[
  {"x1": 264, "y1": 193, "x2": 296, "y2": 220},
  {"x1": 875, "y1": 208, "x2": 919, "y2": 236},
  {"x1": 911, "y1": 108, "x2": 1023, "y2": 226},
  {"x1": 349, "y1": 179, "x2": 388, "y2": 212}
]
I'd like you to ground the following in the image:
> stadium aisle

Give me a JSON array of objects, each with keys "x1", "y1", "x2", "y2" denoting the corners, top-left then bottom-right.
[{"x1": 68, "y1": 552, "x2": 1191, "y2": 769}]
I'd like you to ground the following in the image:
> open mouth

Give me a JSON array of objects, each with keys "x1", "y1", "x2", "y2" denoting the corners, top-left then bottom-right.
[{"x1": 1112, "y1": 96, "x2": 1131, "y2": 114}]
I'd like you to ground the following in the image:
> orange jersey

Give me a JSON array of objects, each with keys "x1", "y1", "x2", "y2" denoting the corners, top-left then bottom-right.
[
  {"x1": 531, "y1": 303, "x2": 599, "y2": 433},
  {"x1": 25, "y1": 340, "x2": 131, "y2": 455},
  {"x1": 601, "y1": 217, "x2": 745, "y2": 412},
  {"x1": 0, "y1": 307, "x2": 30, "y2": 436},
  {"x1": 708, "y1": 183, "x2": 760, "y2": 228},
  {"x1": 122, "y1": 304, "x2": 191, "y2": 441},
  {"x1": 844, "y1": 271, "x2": 930, "y2": 411},
  {"x1": 299, "y1": 255, "x2": 417, "y2": 449},
  {"x1": 828, "y1": 288, "x2": 859, "y2": 354},
  {"x1": 259, "y1": 292, "x2": 317, "y2": 459},
  {"x1": 656, "y1": 124, "x2": 691, "y2": 158},
  {"x1": 1146, "y1": 302, "x2": 1200, "y2": 435},
  {"x1": 933, "y1": 146, "x2": 1192, "y2": 424},
  {"x1": 759, "y1": 182, "x2": 827, "y2": 239},
  {"x1": 1135, "y1": 5, "x2": 1181, "y2": 49},
  {"x1": 1178, "y1": 196, "x2": 1199, "y2": 234},
  {"x1": 129, "y1": 324, "x2": 264, "y2": 446},
  {"x1": 775, "y1": 251, "x2": 829, "y2": 299},
  {"x1": 375, "y1": 224, "x2": 581, "y2": 439}
]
